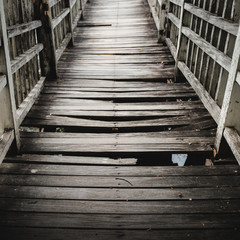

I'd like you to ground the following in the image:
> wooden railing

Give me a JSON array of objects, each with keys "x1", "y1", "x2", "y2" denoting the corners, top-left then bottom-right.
[
  {"x1": 148, "y1": 0, "x2": 240, "y2": 163},
  {"x1": 0, "y1": 0, "x2": 87, "y2": 163}
]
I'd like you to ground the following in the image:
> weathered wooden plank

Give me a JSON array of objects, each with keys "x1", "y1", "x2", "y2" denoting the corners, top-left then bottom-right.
[
  {"x1": 0, "y1": 174, "x2": 239, "y2": 188},
  {"x1": 0, "y1": 228, "x2": 239, "y2": 240},
  {"x1": 0, "y1": 185, "x2": 240, "y2": 200},
  {"x1": 5, "y1": 154, "x2": 137, "y2": 166},
  {"x1": 0, "y1": 212, "x2": 240, "y2": 229},
  {"x1": 2, "y1": 163, "x2": 238, "y2": 176},
  {"x1": 0, "y1": 198, "x2": 239, "y2": 214},
  {"x1": 22, "y1": 115, "x2": 212, "y2": 130},
  {"x1": 20, "y1": 130, "x2": 216, "y2": 139}
]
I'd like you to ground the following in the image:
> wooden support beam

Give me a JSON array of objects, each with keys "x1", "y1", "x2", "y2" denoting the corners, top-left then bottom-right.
[
  {"x1": 157, "y1": 0, "x2": 169, "y2": 42},
  {"x1": 11, "y1": 44, "x2": 44, "y2": 74},
  {"x1": 33, "y1": 0, "x2": 58, "y2": 79},
  {"x1": 7, "y1": 20, "x2": 42, "y2": 38},
  {"x1": 65, "y1": 0, "x2": 74, "y2": 47}
]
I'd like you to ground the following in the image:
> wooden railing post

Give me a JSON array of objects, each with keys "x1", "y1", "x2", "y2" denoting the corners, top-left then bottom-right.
[
  {"x1": 65, "y1": 0, "x2": 74, "y2": 46},
  {"x1": 33, "y1": 0, "x2": 58, "y2": 79},
  {"x1": 157, "y1": 0, "x2": 169, "y2": 42},
  {"x1": 0, "y1": 1, "x2": 21, "y2": 155}
]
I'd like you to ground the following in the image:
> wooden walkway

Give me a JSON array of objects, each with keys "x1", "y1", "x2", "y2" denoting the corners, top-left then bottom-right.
[{"x1": 0, "y1": 0, "x2": 240, "y2": 239}]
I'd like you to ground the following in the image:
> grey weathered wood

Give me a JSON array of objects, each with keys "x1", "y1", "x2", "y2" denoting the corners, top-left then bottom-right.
[
  {"x1": 0, "y1": 228, "x2": 239, "y2": 240},
  {"x1": 184, "y1": 3, "x2": 239, "y2": 36},
  {"x1": 168, "y1": 13, "x2": 232, "y2": 72},
  {"x1": 169, "y1": 0, "x2": 183, "y2": 7},
  {"x1": 17, "y1": 77, "x2": 46, "y2": 127},
  {"x1": 11, "y1": 44, "x2": 44, "y2": 74},
  {"x1": 1, "y1": 174, "x2": 239, "y2": 188},
  {"x1": 236, "y1": 72, "x2": 240, "y2": 86},
  {"x1": 5, "y1": 154, "x2": 137, "y2": 165},
  {"x1": 7, "y1": 20, "x2": 42, "y2": 38},
  {"x1": 177, "y1": 61, "x2": 221, "y2": 124},
  {"x1": 0, "y1": 0, "x2": 20, "y2": 150},
  {"x1": 174, "y1": 0, "x2": 185, "y2": 78},
  {"x1": 223, "y1": 127, "x2": 240, "y2": 164},
  {"x1": 0, "y1": 198, "x2": 239, "y2": 214},
  {"x1": 0, "y1": 75, "x2": 7, "y2": 93},
  {"x1": 0, "y1": 212, "x2": 240, "y2": 229},
  {"x1": 1, "y1": 185, "x2": 240, "y2": 200},
  {"x1": 56, "y1": 33, "x2": 72, "y2": 61},
  {"x1": 51, "y1": 8, "x2": 70, "y2": 29},
  {"x1": 0, "y1": 130, "x2": 14, "y2": 164},
  {"x1": 147, "y1": 0, "x2": 160, "y2": 31},
  {"x1": 215, "y1": 24, "x2": 240, "y2": 153},
  {"x1": 49, "y1": 0, "x2": 62, "y2": 8},
  {"x1": 34, "y1": 0, "x2": 58, "y2": 78},
  {"x1": 1, "y1": 163, "x2": 239, "y2": 176}
]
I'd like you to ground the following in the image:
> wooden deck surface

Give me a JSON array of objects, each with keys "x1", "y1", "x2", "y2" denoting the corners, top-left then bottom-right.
[{"x1": 0, "y1": 0, "x2": 240, "y2": 239}]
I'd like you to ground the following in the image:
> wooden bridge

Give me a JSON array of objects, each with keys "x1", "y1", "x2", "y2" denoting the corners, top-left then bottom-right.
[{"x1": 0, "y1": 0, "x2": 240, "y2": 239}]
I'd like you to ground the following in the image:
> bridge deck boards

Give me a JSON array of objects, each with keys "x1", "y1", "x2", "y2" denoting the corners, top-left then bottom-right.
[{"x1": 1, "y1": 0, "x2": 240, "y2": 239}]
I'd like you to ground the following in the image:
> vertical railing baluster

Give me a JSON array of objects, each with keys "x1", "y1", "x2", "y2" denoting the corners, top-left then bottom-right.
[{"x1": 174, "y1": 0, "x2": 185, "y2": 79}]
